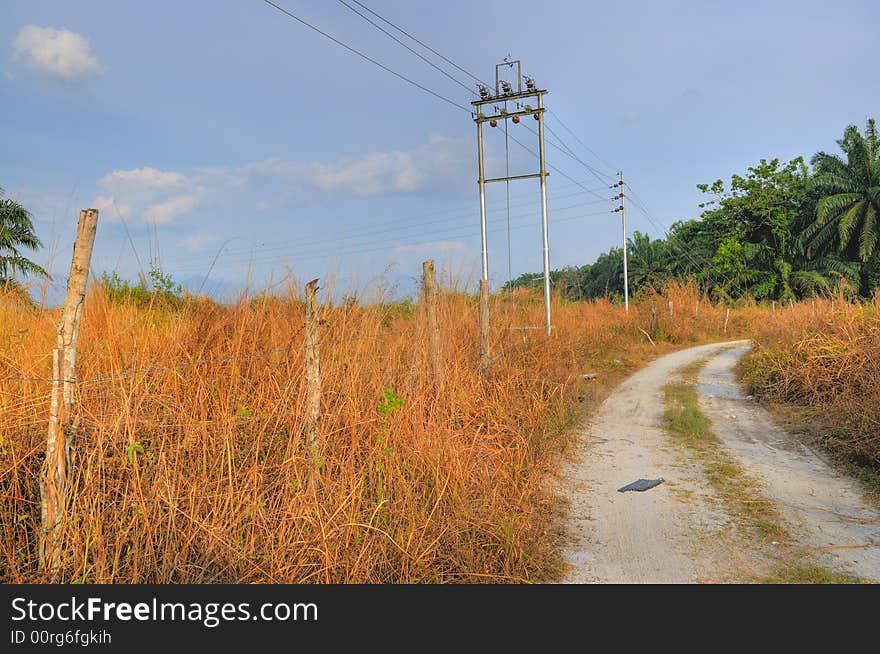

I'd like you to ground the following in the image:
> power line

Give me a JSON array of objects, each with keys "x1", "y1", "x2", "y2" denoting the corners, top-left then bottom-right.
[
  {"x1": 346, "y1": 0, "x2": 490, "y2": 87},
  {"x1": 175, "y1": 208, "x2": 613, "y2": 271},
  {"x1": 506, "y1": 131, "x2": 610, "y2": 202},
  {"x1": 261, "y1": 0, "x2": 619, "y2": 235},
  {"x1": 167, "y1": 199, "x2": 614, "y2": 273},
  {"x1": 546, "y1": 108, "x2": 618, "y2": 175},
  {"x1": 623, "y1": 181, "x2": 747, "y2": 298},
  {"x1": 542, "y1": 121, "x2": 613, "y2": 185},
  {"x1": 336, "y1": 0, "x2": 476, "y2": 96},
  {"x1": 308, "y1": 0, "x2": 616, "y2": 208},
  {"x1": 259, "y1": 0, "x2": 470, "y2": 112},
  {"x1": 513, "y1": 118, "x2": 613, "y2": 187},
  {"x1": 158, "y1": 186, "x2": 609, "y2": 269},
  {"x1": 622, "y1": 182, "x2": 706, "y2": 276}
]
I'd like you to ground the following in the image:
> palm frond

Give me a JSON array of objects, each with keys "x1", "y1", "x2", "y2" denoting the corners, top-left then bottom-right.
[
  {"x1": 790, "y1": 270, "x2": 831, "y2": 296},
  {"x1": 837, "y1": 199, "x2": 866, "y2": 252},
  {"x1": 811, "y1": 172, "x2": 855, "y2": 195},
  {"x1": 810, "y1": 151, "x2": 848, "y2": 177},
  {"x1": 862, "y1": 203, "x2": 879, "y2": 261}
]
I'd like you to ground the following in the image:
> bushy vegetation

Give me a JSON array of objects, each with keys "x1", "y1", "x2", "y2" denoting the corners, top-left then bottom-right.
[
  {"x1": 100, "y1": 267, "x2": 185, "y2": 307},
  {"x1": 508, "y1": 119, "x2": 880, "y2": 303},
  {"x1": 1, "y1": 281, "x2": 762, "y2": 582},
  {"x1": 742, "y1": 295, "x2": 880, "y2": 465}
]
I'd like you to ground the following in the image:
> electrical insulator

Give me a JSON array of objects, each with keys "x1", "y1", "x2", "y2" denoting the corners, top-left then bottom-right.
[
  {"x1": 512, "y1": 115, "x2": 520, "y2": 124},
  {"x1": 534, "y1": 112, "x2": 540, "y2": 120},
  {"x1": 490, "y1": 119, "x2": 498, "y2": 128}
]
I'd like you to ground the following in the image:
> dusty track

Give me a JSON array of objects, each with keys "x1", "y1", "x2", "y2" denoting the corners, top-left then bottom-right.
[{"x1": 560, "y1": 341, "x2": 880, "y2": 583}]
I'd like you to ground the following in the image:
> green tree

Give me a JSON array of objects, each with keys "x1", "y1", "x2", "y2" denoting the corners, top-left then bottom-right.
[
  {"x1": 0, "y1": 189, "x2": 48, "y2": 293},
  {"x1": 686, "y1": 157, "x2": 849, "y2": 300},
  {"x1": 804, "y1": 118, "x2": 880, "y2": 262}
]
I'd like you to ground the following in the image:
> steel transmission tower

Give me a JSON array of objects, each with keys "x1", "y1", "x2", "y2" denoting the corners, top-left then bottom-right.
[{"x1": 471, "y1": 59, "x2": 552, "y2": 337}]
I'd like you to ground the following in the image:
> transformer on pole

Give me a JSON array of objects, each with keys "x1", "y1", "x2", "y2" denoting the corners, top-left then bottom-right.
[{"x1": 472, "y1": 59, "x2": 552, "y2": 337}]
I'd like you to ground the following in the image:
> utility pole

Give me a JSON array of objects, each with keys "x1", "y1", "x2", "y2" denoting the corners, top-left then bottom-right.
[
  {"x1": 613, "y1": 171, "x2": 629, "y2": 312},
  {"x1": 472, "y1": 59, "x2": 551, "y2": 338},
  {"x1": 537, "y1": 90, "x2": 551, "y2": 335}
]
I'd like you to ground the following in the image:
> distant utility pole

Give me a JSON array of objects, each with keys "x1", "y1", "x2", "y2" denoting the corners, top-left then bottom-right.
[
  {"x1": 613, "y1": 171, "x2": 629, "y2": 312},
  {"x1": 472, "y1": 59, "x2": 552, "y2": 344}
]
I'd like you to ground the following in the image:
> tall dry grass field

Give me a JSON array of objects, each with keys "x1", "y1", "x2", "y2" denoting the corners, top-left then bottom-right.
[
  {"x1": 1, "y1": 279, "x2": 768, "y2": 582},
  {"x1": 742, "y1": 295, "x2": 880, "y2": 465}
]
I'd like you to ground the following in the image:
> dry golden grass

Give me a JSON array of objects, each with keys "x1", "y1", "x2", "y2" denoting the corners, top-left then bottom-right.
[
  {"x1": 742, "y1": 294, "x2": 880, "y2": 465},
  {"x1": 1, "y1": 278, "x2": 768, "y2": 583}
]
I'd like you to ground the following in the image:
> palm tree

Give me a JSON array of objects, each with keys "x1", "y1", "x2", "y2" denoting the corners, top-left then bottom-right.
[
  {"x1": 804, "y1": 119, "x2": 880, "y2": 262},
  {"x1": 626, "y1": 231, "x2": 670, "y2": 292},
  {"x1": 0, "y1": 188, "x2": 48, "y2": 293}
]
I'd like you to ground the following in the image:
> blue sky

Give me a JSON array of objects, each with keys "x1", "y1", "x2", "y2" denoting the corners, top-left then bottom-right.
[{"x1": 2, "y1": 0, "x2": 878, "y2": 300}]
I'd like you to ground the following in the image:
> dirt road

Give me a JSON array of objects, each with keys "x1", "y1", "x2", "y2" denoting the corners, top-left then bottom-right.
[{"x1": 560, "y1": 341, "x2": 880, "y2": 583}]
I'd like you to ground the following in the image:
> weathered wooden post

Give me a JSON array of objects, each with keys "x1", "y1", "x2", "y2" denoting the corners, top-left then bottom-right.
[
  {"x1": 668, "y1": 300, "x2": 674, "y2": 317},
  {"x1": 479, "y1": 279, "x2": 490, "y2": 377},
  {"x1": 40, "y1": 208, "x2": 98, "y2": 576},
  {"x1": 422, "y1": 260, "x2": 444, "y2": 387},
  {"x1": 723, "y1": 307, "x2": 731, "y2": 336},
  {"x1": 304, "y1": 278, "x2": 322, "y2": 489}
]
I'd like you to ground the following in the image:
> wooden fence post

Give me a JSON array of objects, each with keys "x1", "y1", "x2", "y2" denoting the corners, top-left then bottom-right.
[
  {"x1": 723, "y1": 307, "x2": 731, "y2": 336},
  {"x1": 668, "y1": 300, "x2": 674, "y2": 317},
  {"x1": 650, "y1": 302, "x2": 658, "y2": 334},
  {"x1": 422, "y1": 260, "x2": 444, "y2": 387},
  {"x1": 40, "y1": 208, "x2": 98, "y2": 576},
  {"x1": 693, "y1": 299, "x2": 699, "y2": 320},
  {"x1": 304, "y1": 279, "x2": 322, "y2": 489},
  {"x1": 772, "y1": 301, "x2": 776, "y2": 314},
  {"x1": 479, "y1": 278, "x2": 490, "y2": 378}
]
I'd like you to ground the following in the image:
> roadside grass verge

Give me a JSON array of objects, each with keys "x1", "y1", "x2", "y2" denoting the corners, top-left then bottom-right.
[
  {"x1": 760, "y1": 562, "x2": 863, "y2": 584},
  {"x1": 740, "y1": 295, "x2": 880, "y2": 469},
  {"x1": 0, "y1": 279, "x2": 778, "y2": 582}
]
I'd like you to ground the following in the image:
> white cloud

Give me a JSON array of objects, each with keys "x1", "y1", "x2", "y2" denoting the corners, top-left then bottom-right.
[
  {"x1": 92, "y1": 195, "x2": 132, "y2": 220},
  {"x1": 12, "y1": 25, "x2": 103, "y2": 81},
  {"x1": 98, "y1": 167, "x2": 187, "y2": 192},
  {"x1": 144, "y1": 194, "x2": 198, "y2": 225},
  {"x1": 91, "y1": 136, "x2": 471, "y2": 227},
  {"x1": 179, "y1": 232, "x2": 218, "y2": 253},
  {"x1": 211, "y1": 134, "x2": 472, "y2": 199},
  {"x1": 94, "y1": 166, "x2": 195, "y2": 225}
]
